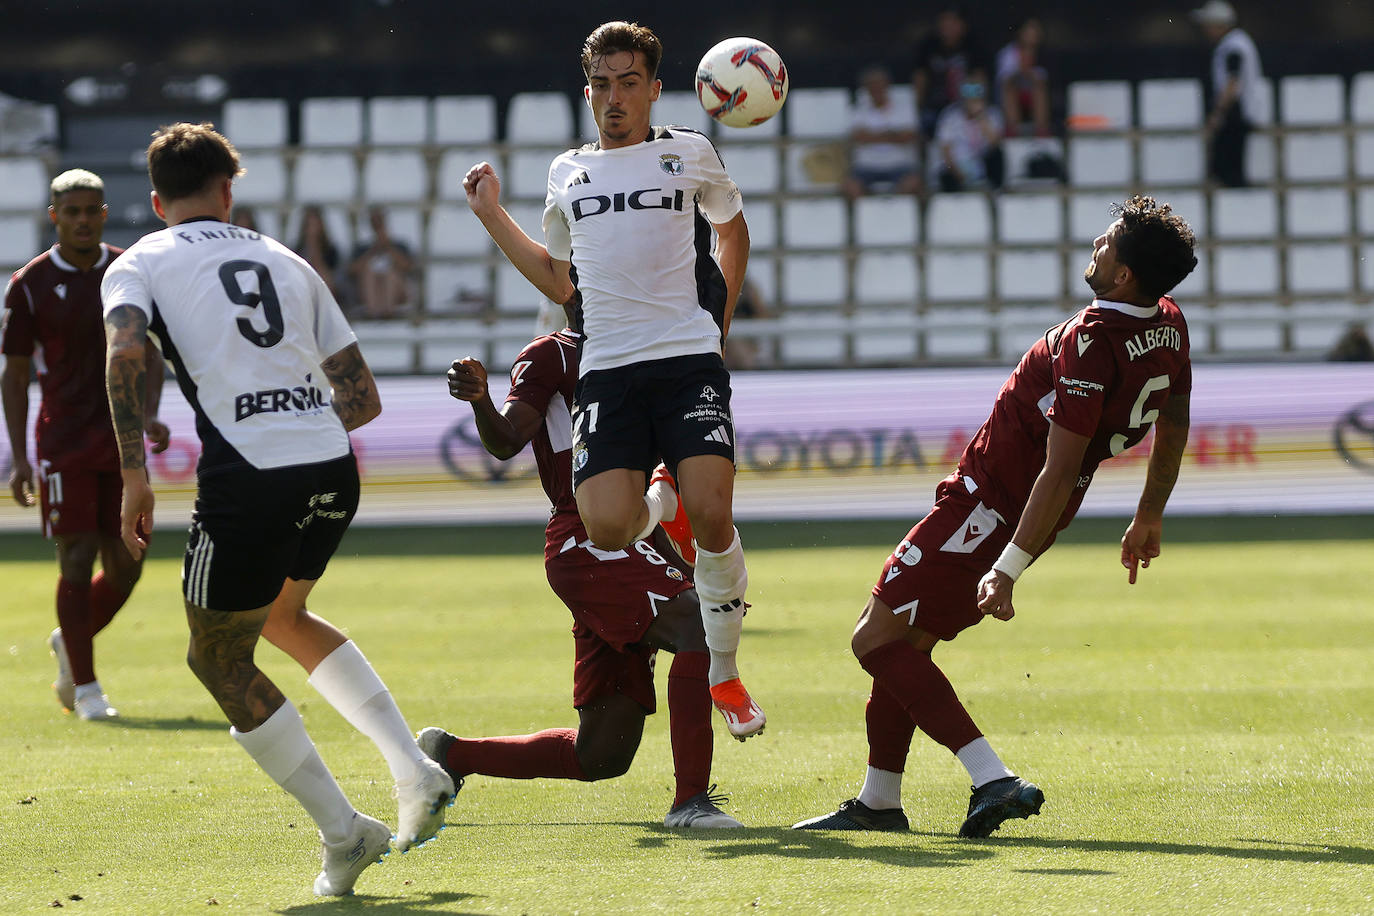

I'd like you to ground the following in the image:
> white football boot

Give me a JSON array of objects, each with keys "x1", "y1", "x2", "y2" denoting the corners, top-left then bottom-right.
[
  {"x1": 48, "y1": 628, "x2": 75, "y2": 711},
  {"x1": 394, "y1": 757, "x2": 456, "y2": 852},
  {"x1": 313, "y1": 812, "x2": 392, "y2": 896}
]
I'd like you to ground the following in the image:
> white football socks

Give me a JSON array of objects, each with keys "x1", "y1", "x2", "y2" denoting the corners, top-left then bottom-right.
[
  {"x1": 691, "y1": 528, "x2": 748, "y2": 687},
  {"x1": 955, "y1": 737, "x2": 1015, "y2": 788},
  {"x1": 856, "y1": 765, "x2": 904, "y2": 811},
  {"x1": 308, "y1": 640, "x2": 427, "y2": 784},
  {"x1": 231, "y1": 700, "x2": 354, "y2": 843},
  {"x1": 633, "y1": 477, "x2": 678, "y2": 543}
]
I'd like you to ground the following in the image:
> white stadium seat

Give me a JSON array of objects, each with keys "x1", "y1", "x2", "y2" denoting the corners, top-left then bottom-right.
[
  {"x1": 433, "y1": 96, "x2": 498, "y2": 144},
  {"x1": 361, "y1": 149, "x2": 427, "y2": 203},
  {"x1": 784, "y1": 141, "x2": 845, "y2": 192},
  {"x1": 418, "y1": 318, "x2": 485, "y2": 370},
  {"x1": 1279, "y1": 75, "x2": 1346, "y2": 126},
  {"x1": 239, "y1": 207, "x2": 281, "y2": 241},
  {"x1": 996, "y1": 250, "x2": 1061, "y2": 301},
  {"x1": 853, "y1": 308, "x2": 919, "y2": 365},
  {"x1": 301, "y1": 97, "x2": 365, "y2": 147},
  {"x1": 1068, "y1": 191, "x2": 1125, "y2": 243},
  {"x1": 1290, "y1": 301, "x2": 1369, "y2": 353},
  {"x1": 1156, "y1": 188, "x2": 1206, "y2": 238},
  {"x1": 1172, "y1": 248, "x2": 1208, "y2": 300},
  {"x1": 367, "y1": 96, "x2": 429, "y2": 146},
  {"x1": 782, "y1": 198, "x2": 846, "y2": 248},
  {"x1": 654, "y1": 91, "x2": 714, "y2": 135},
  {"x1": 502, "y1": 202, "x2": 544, "y2": 241},
  {"x1": 1067, "y1": 80, "x2": 1131, "y2": 131},
  {"x1": 351, "y1": 321, "x2": 416, "y2": 373},
  {"x1": 234, "y1": 152, "x2": 289, "y2": 206},
  {"x1": 0, "y1": 215, "x2": 40, "y2": 264},
  {"x1": 1245, "y1": 132, "x2": 1276, "y2": 183},
  {"x1": 779, "y1": 311, "x2": 847, "y2": 366},
  {"x1": 507, "y1": 149, "x2": 561, "y2": 200},
  {"x1": 1251, "y1": 77, "x2": 1276, "y2": 126},
  {"x1": 1357, "y1": 187, "x2": 1374, "y2": 235},
  {"x1": 435, "y1": 147, "x2": 500, "y2": 201},
  {"x1": 1214, "y1": 244, "x2": 1279, "y2": 296},
  {"x1": 1288, "y1": 243, "x2": 1353, "y2": 295},
  {"x1": 293, "y1": 150, "x2": 358, "y2": 204},
  {"x1": 281, "y1": 205, "x2": 352, "y2": 253},
  {"x1": 923, "y1": 307, "x2": 992, "y2": 359},
  {"x1": 423, "y1": 263, "x2": 490, "y2": 314},
  {"x1": 1139, "y1": 135, "x2": 1205, "y2": 185},
  {"x1": 718, "y1": 144, "x2": 780, "y2": 194},
  {"x1": 1353, "y1": 73, "x2": 1374, "y2": 123},
  {"x1": 0, "y1": 157, "x2": 48, "y2": 210},
  {"x1": 1214, "y1": 302, "x2": 1286, "y2": 353},
  {"x1": 1068, "y1": 135, "x2": 1132, "y2": 187},
  {"x1": 1356, "y1": 131, "x2": 1374, "y2": 179},
  {"x1": 1213, "y1": 188, "x2": 1278, "y2": 240},
  {"x1": 1137, "y1": 79, "x2": 1204, "y2": 129},
  {"x1": 926, "y1": 251, "x2": 990, "y2": 302},
  {"x1": 495, "y1": 261, "x2": 541, "y2": 314},
  {"x1": 1282, "y1": 131, "x2": 1347, "y2": 181},
  {"x1": 997, "y1": 193, "x2": 1062, "y2": 245},
  {"x1": 1285, "y1": 187, "x2": 1350, "y2": 238},
  {"x1": 786, "y1": 87, "x2": 853, "y2": 138},
  {"x1": 1002, "y1": 137, "x2": 1064, "y2": 189},
  {"x1": 997, "y1": 305, "x2": 1066, "y2": 357},
  {"x1": 854, "y1": 195, "x2": 919, "y2": 247},
  {"x1": 781, "y1": 253, "x2": 845, "y2": 308},
  {"x1": 926, "y1": 193, "x2": 991, "y2": 245},
  {"x1": 746, "y1": 201, "x2": 778, "y2": 251},
  {"x1": 507, "y1": 92, "x2": 574, "y2": 144},
  {"x1": 854, "y1": 251, "x2": 918, "y2": 305},
  {"x1": 362, "y1": 205, "x2": 422, "y2": 252},
  {"x1": 1365, "y1": 243, "x2": 1374, "y2": 293},
  {"x1": 222, "y1": 99, "x2": 289, "y2": 149}
]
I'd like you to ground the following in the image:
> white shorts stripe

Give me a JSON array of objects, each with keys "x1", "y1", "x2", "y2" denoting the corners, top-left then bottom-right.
[{"x1": 186, "y1": 522, "x2": 215, "y2": 607}]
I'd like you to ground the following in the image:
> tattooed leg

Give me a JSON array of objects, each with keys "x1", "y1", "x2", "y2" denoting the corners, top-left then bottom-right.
[{"x1": 184, "y1": 601, "x2": 286, "y2": 732}]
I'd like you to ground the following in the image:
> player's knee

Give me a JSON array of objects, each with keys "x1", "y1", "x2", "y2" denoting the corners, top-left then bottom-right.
[
  {"x1": 577, "y1": 745, "x2": 636, "y2": 781},
  {"x1": 583, "y1": 518, "x2": 633, "y2": 551}
]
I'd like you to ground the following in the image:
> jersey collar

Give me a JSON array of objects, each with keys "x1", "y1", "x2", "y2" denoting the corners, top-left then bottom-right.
[
  {"x1": 1091, "y1": 297, "x2": 1159, "y2": 318},
  {"x1": 49, "y1": 242, "x2": 110, "y2": 273}
]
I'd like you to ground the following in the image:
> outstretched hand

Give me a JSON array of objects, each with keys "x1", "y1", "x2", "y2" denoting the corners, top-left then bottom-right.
[
  {"x1": 447, "y1": 357, "x2": 489, "y2": 403},
  {"x1": 1120, "y1": 517, "x2": 1163, "y2": 584},
  {"x1": 119, "y1": 470, "x2": 155, "y2": 560},
  {"x1": 9, "y1": 458, "x2": 34, "y2": 507}
]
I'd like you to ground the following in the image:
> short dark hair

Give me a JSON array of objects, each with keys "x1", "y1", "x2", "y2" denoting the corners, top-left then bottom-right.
[
  {"x1": 581, "y1": 21, "x2": 662, "y2": 81},
  {"x1": 146, "y1": 122, "x2": 243, "y2": 202},
  {"x1": 1111, "y1": 195, "x2": 1198, "y2": 300}
]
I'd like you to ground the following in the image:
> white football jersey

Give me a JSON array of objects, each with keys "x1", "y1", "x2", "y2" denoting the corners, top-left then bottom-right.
[
  {"x1": 101, "y1": 219, "x2": 356, "y2": 471},
  {"x1": 543, "y1": 126, "x2": 743, "y2": 375}
]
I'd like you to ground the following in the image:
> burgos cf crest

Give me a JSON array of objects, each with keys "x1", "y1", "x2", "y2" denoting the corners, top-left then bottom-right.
[{"x1": 659, "y1": 153, "x2": 685, "y2": 176}]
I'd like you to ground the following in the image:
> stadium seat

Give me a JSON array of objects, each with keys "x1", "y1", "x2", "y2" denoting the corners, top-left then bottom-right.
[
  {"x1": 1245, "y1": 132, "x2": 1276, "y2": 184},
  {"x1": 495, "y1": 261, "x2": 542, "y2": 314},
  {"x1": 492, "y1": 317, "x2": 548, "y2": 367},
  {"x1": 241, "y1": 207, "x2": 281, "y2": 241},
  {"x1": 996, "y1": 250, "x2": 1062, "y2": 301},
  {"x1": 0, "y1": 157, "x2": 48, "y2": 210},
  {"x1": 1068, "y1": 190, "x2": 1125, "y2": 243},
  {"x1": 222, "y1": 99, "x2": 289, "y2": 149},
  {"x1": 301, "y1": 97, "x2": 365, "y2": 147},
  {"x1": 351, "y1": 320, "x2": 416, "y2": 373},
  {"x1": 367, "y1": 96, "x2": 429, "y2": 146},
  {"x1": 1357, "y1": 187, "x2": 1374, "y2": 235},
  {"x1": 1353, "y1": 73, "x2": 1374, "y2": 124},
  {"x1": 1068, "y1": 135, "x2": 1132, "y2": 187},
  {"x1": 1214, "y1": 244, "x2": 1279, "y2": 296},
  {"x1": 507, "y1": 148, "x2": 562, "y2": 200},
  {"x1": 746, "y1": 201, "x2": 777, "y2": 251},
  {"x1": 781, "y1": 253, "x2": 845, "y2": 308},
  {"x1": 435, "y1": 147, "x2": 501, "y2": 200},
  {"x1": 1279, "y1": 75, "x2": 1346, "y2": 126},
  {"x1": 1288, "y1": 243, "x2": 1353, "y2": 294},
  {"x1": 782, "y1": 198, "x2": 846, "y2": 248},
  {"x1": 1213, "y1": 302, "x2": 1286, "y2": 353},
  {"x1": 1139, "y1": 135, "x2": 1205, "y2": 185},
  {"x1": 424, "y1": 262, "x2": 491, "y2": 314},
  {"x1": 432, "y1": 96, "x2": 498, "y2": 144},
  {"x1": 230, "y1": 151, "x2": 288, "y2": 206},
  {"x1": 1355, "y1": 131, "x2": 1374, "y2": 179},
  {"x1": 1156, "y1": 188, "x2": 1206, "y2": 238},
  {"x1": 1213, "y1": 188, "x2": 1278, "y2": 240},
  {"x1": 507, "y1": 92, "x2": 574, "y2": 144},
  {"x1": 1282, "y1": 131, "x2": 1346, "y2": 181},
  {"x1": 778, "y1": 311, "x2": 847, "y2": 366},
  {"x1": 654, "y1": 90, "x2": 714, "y2": 135},
  {"x1": 1290, "y1": 300, "x2": 1369, "y2": 353},
  {"x1": 0, "y1": 214, "x2": 39, "y2": 264},
  {"x1": 923, "y1": 307, "x2": 992, "y2": 360},
  {"x1": 852, "y1": 309, "x2": 919, "y2": 365},
  {"x1": 786, "y1": 87, "x2": 853, "y2": 138},
  {"x1": 718, "y1": 144, "x2": 780, "y2": 195},
  {"x1": 1001, "y1": 137, "x2": 1064, "y2": 189},
  {"x1": 281, "y1": 204, "x2": 352, "y2": 253},
  {"x1": 293, "y1": 150, "x2": 359, "y2": 204},
  {"x1": 1285, "y1": 187, "x2": 1350, "y2": 238},
  {"x1": 418, "y1": 318, "x2": 486, "y2": 371},
  {"x1": 1172, "y1": 248, "x2": 1208, "y2": 300},
  {"x1": 366, "y1": 205, "x2": 423, "y2": 252},
  {"x1": 997, "y1": 305, "x2": 1066, "y2": 358},
  {"x1": 854, "y1": 251, "x2": 918, "y2": 305},
  {"x1": 1364, "y1": 243, "x2": 1374, "y2": 293},
  {"x1": 784, "y1": 141, "x2": 845, "y2": 192},
  {"x1": 926, "y1": 251, "x2": 990, "y2": 302},
  {"x1": 997, "y1": 193, "x2": 1062, "y2": 244},
  {"x1": 1251, "y1": 77, "x2": 1276, "y2": 126},
  {"x1": 361, "y1": 149, "x2": 428, "y2": 203},
  {"x1": 747, "y1": 253, "x2": 777, "y2": 303},
  {"x1": 1137, "y1": 79, "x2": 1204, "y2": 129},
  {"x1": 1066, "y1": 80, "x2": 1131, "y2": 131},
  {"x1": 926, "y1": 193, "x2": 991, "y2": 245},
  {"x1": 854, "y1": 195, "x2": 919, "y2": 247},
  {"x1": 502, "y1": 201, "x2": 545, "y2": 241}
]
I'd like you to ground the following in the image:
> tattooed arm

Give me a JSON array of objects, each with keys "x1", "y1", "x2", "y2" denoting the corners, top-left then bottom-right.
[
  {"x1": 1121, "y1": 390, "x2": 1190, "y2": 584},
  {"x1": 321, "y1": 342, "x2": 382, "y2": 431},
  {"x1": 105, "y1": 304, "x2": 155, "y2": 558}
]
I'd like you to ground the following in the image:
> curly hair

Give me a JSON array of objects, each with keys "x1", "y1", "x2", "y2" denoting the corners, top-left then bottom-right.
[
  {"x1": 1111, "y1": 195, "x2": 1198, "y2": 300},
  {"x1": 146, "y1": 122, "x2": 243, "y2": 202},
  {"x1": 580, "y1": 21, "x2": 662, "y2": 80}
]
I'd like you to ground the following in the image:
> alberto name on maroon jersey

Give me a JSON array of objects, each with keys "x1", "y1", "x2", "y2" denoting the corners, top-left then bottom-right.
[
  {"x1": 503, "y1": 329, "x2": 582, "y2": 518},
  {"x1": 960, "y1": 296, "x2": 1191, "y2": 539},
  {"x1": 1, "y1": 244, "x2": 123, "y2": 472}
]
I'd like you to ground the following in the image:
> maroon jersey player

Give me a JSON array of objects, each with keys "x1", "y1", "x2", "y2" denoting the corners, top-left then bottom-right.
[
  {"x1": 795, "y1": 195, "x2": 1197, "y2": 839},
  {"x1": 1, "y1": 169, "x2": 168, "y2": 720},
  {"x1": 420, "y1": 307, "x2": 745, "y2": 828}
]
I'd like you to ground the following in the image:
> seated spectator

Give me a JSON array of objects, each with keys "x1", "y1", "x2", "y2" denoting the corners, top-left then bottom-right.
[
  {"x1": 1328, "y1": 323, "x2": 1374, "y2": 362},
  {"x1": 996, "y1": 17, "x2": 1052, "y2": 138},
  {"x1": 349, "y1": 205, "x2": 414, "y2": 320},
  {"x1": 843, "y1": 66, "x2": 922, "y2": 200},
  {"x1": 724, "y1": 276, "x2": 772, "y2": 371},
  {"x1": 293, "y1": 204, "x2": 343, "y2": 302},
  {"x1": 913, "y1": 6, "x2": 988, "y2": 139},
  {"x1": 932, "y1": 80, "x2": 1004, "y2": 192}
]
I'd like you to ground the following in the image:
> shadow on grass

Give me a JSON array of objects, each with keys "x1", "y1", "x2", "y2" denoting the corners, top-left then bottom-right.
[
  {"x1": 933, "y1": 832, "x2": 1374, "y2": 867},
  {"x1": 276, "y1": 890, "x2": 485, "y2": 915},
  {"x1": 632, "y1": 824, "x2": 996, "y2": 869},
  {"x1": 89, "y1": 715, "x2": 228, "y2": 732}
]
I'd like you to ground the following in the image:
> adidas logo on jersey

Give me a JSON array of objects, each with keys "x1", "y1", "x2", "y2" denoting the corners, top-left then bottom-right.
[
  {"x1": 704, "y1": 425, "x2": 732, "y2": 445},
  {"x1": 568, "y1": 170, "x2": 591, "y2": 186}
]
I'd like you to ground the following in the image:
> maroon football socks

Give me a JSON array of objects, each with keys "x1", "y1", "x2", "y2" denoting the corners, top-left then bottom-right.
[{"x1": 859, "y1": 640, "x2": 982, "y2": 754}]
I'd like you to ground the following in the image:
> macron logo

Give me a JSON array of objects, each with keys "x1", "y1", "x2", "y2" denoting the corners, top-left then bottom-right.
[
  {"x1": 704, "y1": 425, "x2": 732, "y2": 445},
  {"x1": 1077, "y1": 334, "x2": 1093, "y2": 357}
]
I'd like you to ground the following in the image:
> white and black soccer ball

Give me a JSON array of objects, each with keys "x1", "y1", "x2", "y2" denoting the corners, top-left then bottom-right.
[{"x1": 695, "y1": 37, "x2": 789, "y2": 129}]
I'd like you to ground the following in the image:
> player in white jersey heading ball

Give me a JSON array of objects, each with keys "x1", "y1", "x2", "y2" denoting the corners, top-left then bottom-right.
[
  {"x1": 101, "y1": 122, "x2": 454, "y2": 896},
  {"x1": 463, "y1": 21, "x2": 763, "y2": 739}
]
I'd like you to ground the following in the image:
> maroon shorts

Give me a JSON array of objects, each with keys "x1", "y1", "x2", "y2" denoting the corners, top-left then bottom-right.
[
  {"x1": 545, "y1": 513, "x2": 695, "y2": 711},
  {"x1": 39, "y1": 465, "x2": 121, "y2": 539},
  {"x1": 871, "y1": 474, "x2": 1014, "y2": 641}
]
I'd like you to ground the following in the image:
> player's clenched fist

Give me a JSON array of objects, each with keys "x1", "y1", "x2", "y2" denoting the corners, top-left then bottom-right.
[
  {"x1": 463, "y1": 162, "x2": 501, "y2": 212},
  {"x1": 447, "y1": 357, "x2": 489, "y2": 403}
]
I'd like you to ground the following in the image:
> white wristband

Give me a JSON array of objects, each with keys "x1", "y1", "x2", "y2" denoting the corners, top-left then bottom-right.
[{"x1": 991, "y1": 543, "x2": 1033, "y2": 582}]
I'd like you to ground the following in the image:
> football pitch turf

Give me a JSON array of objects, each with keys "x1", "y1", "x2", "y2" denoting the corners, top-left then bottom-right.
[{"x1": 2, "y1": 516, "x2": 1371, "y2": 914}]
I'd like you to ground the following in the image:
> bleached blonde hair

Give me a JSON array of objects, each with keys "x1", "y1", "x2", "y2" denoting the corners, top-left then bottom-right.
[{"x1": 49, "y1": 169, "x2": 104, "y2": 203}]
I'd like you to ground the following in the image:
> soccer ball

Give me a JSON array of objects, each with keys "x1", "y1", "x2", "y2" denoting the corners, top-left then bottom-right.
[{"x1": 695, "y1": 37, "x2": 789, "y2": 128}]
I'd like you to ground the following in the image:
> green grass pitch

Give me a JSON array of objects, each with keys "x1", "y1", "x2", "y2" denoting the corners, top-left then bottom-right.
[{"x1": 1, "y1": 517, "x2": 1372, "y2": 914}]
